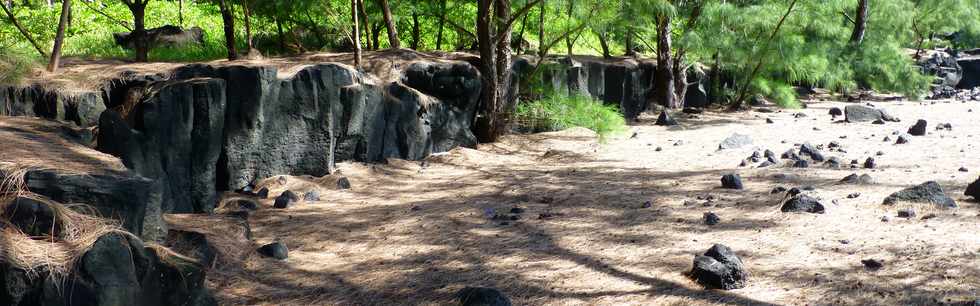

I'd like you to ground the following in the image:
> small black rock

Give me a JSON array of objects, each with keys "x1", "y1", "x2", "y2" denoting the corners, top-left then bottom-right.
[
  {"x1": 861, "y1": 259, "x2": 883, "y2": 271},
  {"x1": 457, "y1": 287, "x2": 512, "y2": 306},
  {"x1": 721, "y1": 174, "x2": 744, "y2": 190},
  {"x1": 897, "y1": 208, "x2": 916, "y2": 218},
  {"x1": 781, "y1": 194, "x2": 826, "y2": 214},
  {"x1": 908, "y1": 119, "x2": 927, "y2": 136},
  {"x1": 336, "y1": 177, "x2": 352, "y2": 189},
  {"x1": 656, "y1": 111, "x2": 679, "y2": 126},
  {"x1": 274, "y1": 190, "x2": 300, "y2": 209},
  {"x1": 303, "y1": 190, "x2": 321, "y2": 202},
  {"x1": 690, "y1": 244, "x2": 748, "y2": 290},
  {"x1": 258, "y1": 242, "x2": 288, "y2": 260},
  {"x1": 863, "y1": 157, "x2": 876, "y2": 169},
  {"x1": 256, "y1": 187, "x2": 270, "y2": 199},
  {"x1": 703, "y1": 212, "x2": 721, "y2": 225}
]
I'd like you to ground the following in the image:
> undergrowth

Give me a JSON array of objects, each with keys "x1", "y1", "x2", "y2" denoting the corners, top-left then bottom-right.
[{"x1": 515, "y1": 93, "x2": 627, "y2": 142}]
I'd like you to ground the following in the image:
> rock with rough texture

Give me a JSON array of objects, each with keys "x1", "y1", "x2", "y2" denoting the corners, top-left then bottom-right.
[
  {"x1": 0, "y1": 117, "x2": 163, "y2": 240},
  {"x1": 882, "y1": 181, "x2": 957, "y2": 208},
  {"x1": 690, "y1": 244, "x2": 748, "y2": 290},
  {"x1": 957, "y1": 56, "x2": 980, "y2": 89},
  {"x1": 908, "y1": 119, "x2": 928, "y2": 136},
  {"x1": 655, "y1": 111, "x2": 678, "y2": 126},
  {"x1": 0, "y1": 233, "x2": 215, "y2": 306},
  {"x1": 0, "y1": 85, "x2": 107, "y2": 128},
  {"x1": 781, "y1": 195, "x2": 826, "y2": 214},
  {"x1": 844, "y1": 105, "x2": 898, "y2": 123},
  {"x1": 703, "y1": 212, "x2": 720, "y2": 225},
  {"x1": 964, "y1": 176, "x2": 979, "y2": 200},
  {"x1": 840, "y1": 173, "x2": 874, "y2": 185},
  {"x1": 274, "y1": 190, "x2": 300, "y2": 209},
  {"x1": 258, "y1": 242, "x2": 289, "y2": 260},
  {"x1": 721, "y1": 174, "x2": 744, "y2": 190},
  {"x1": 718, "y1": 133, "x2": 752, "y2": 150},
  {"x1": 456, "y1": 287, "x2": 512, "y2": 306}
]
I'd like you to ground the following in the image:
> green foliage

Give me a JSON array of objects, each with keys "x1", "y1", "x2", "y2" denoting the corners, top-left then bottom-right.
[
  {"x1": 0, "y1": 50, "x2": 36, "y2": 85},
  {"x1": 515, "y1": 93, "x2": 627, "y2": 142}
]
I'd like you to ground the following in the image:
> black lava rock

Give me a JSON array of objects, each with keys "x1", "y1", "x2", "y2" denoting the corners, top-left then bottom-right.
[
  {"x1": 721, "y1": 174, "x2": 744, "y2": 190},
  {"x1": 863, "y1": 157, "x2": 876, "y2": 169},
  {"x1": 965, "y1": 176, "x2": 980, "y2": 200},
  {"x1": 771, "y1": 186, "x2": 787, "y2": 194},
  {"x1": 895, "y1": 135, "x2": 909, "y2": 144},
  {"x1": 781, "y1": 194, "x2": 826, "y2": 214},
  {"x1": 703, "y1": 212, "x2": 721, "y2": 225},
  {"x1": 792, "y1": 160, "x2": 810, "y2": 168},
  {"x1": 457, "y1": 287, "x2": 512, "y2": 306},
  {"x1": 882, "y1": 181, "x2": 957, "y2": 208},
  {"x1": 303, "y1": 190, "x2": 321, "y2": 202},
  {"x1": 829, "y1": 107, "x2": 843, "y2": 118},
  {"x1": 908, "y1": 119, "x2": 928, "y2": 136},
  {"x1": 258, "y1": 242, "x2": 288, "y2": 260},
  {"x1": 897, "y1": 208, "x2": 917, "y2": 218},
  {"x1": 656, "y1": 111, "x2": 679, "y2": 126},
  {"x1": 690, "y1": 244, "x2": 748, "y2": 290},
  {"x1": 336, "y1": 177, "x2": 352, "y2": 189},
  {"x1": 273, "y1": 190, "x2": 300, "y2": 209},
  {"x1": 861, "y1": 259, "x2": 883, "y2": 271}
]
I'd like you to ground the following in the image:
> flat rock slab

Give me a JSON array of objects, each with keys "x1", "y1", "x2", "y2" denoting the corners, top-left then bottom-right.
[{"x1": 883, "y1": 181, "x2": 957, "y2": 208}]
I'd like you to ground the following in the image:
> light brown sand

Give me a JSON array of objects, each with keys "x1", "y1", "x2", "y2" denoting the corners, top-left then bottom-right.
[{"x1": 209, "y1": 100, "x2": 980, "y2": 306}]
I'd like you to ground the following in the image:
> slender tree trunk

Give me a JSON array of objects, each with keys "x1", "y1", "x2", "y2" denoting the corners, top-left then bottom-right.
[
  {"x1": 672, "y1": 61, "x2": 687, "y2": 107},
  {"x1": 475, "y1": 0, "x2": 498, "y2": 142},
  {"x1": 218, "y1": 0, "x2": 238, "y2": 60},
  {"x1": 48, "y1": 0, "x2": 70, "y2": 72},
  {"x1": 435, "y1": 0, "x2": 446, "y2": 50},
  {"x1": 275, "y1": 16, "x2": 286, "y2": 53},
  {"x1": 242, "y1": 0, "x2": 254, "y2": 51},
  {"x1": 357, "y1": 0, "x2": 372, "y2": 50},
  {"x1": 410, "y1": 10, "x2": 420, "y2": 49},
  {"x1": 515, "y1": 11, "x2": 528, "y2": 55},
  {"x1": 494, "y1": 0, "x2": 516, "y2": 126},
  {"x1": 624, "y1": 27, "x2": 634, "y2": 56},
  {"x1": 849, "y1": 0, "x2": 868, "y2": 44},
  {"x1": 537, "y1": 0, "x2": 544, "y2": 57},
  {"x1": 597, "y1": 30, "x2": 611, "y2": 59},
  {"x1": 130, "y1": 3, "x2": 149, "y2": 62},
  {"x1": 653, "y1": 15, "x2": 676, "y2": 108},
  {"x1": 351, "y1": 0, "x2": 361, "y2": 68},
  {"x1": 1, "y1": 2, "x2": 47, "y2": 57},
  {"x1": 708, "y1": 51, "x2": 720, "y2": 103},
  {"x1": 564, "y1": 0, "x2": 573, "y2": 55},
  {"x1": 3, "y1": 1, "x2": 10, "y2": 9},
  {"x1": 372, "y1": 23, "x2": 382, "y2": 50},
  {"x1": 178, "y1": 0, "x2": 183, "y2": 27},
  {"x1": 379, "y1": 0, "x2": 399, "y2": 48}
]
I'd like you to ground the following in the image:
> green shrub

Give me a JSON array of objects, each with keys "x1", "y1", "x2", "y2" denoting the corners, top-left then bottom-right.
[
  {"x1": 0, "y1": 51, "x2": 36, "y2": 86},
  {"x1": 515, "y1": 93, "x2": 628, "y2": 142}
]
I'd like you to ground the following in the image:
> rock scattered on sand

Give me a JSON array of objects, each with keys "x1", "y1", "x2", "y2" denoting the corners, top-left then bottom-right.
[
  {"x1": 958, "y1": 167, "x2": 969, "y2": 172},
  {"x1": 861, "y1": 259, "x2": 883, "y2": 271},
  {"x1": 256, "y1": 187, "x2": 270, "y2": 198},
  {"x1": 771, "y1": 186, "x2": 787, "y2": 194},
  {"x1": 766, "y1": 118, "x2": 775, "y2": 124},
  {"x1": 303, "y1": 190, "x2": 321, "y2": 202},
  {"x1": 840, "y1": 173, "x2": 874, "y2": 185},
  {"x1": 897, "y1": 208, "x2": 917, "y2": 218},
  {"x1": 718, "y1": 133, "x2": 752, "y2": 150},
  {"x1": 690, "y1": 244, "x2": 748, "y2": 290},
  {"x1": 721, "y1": 174, "x2": 744, "y2": 190},
  {"x1": 863, "y1": 157, "x2": 876, "y2": 169},
  {"x1": 847, "y1": 193, "x2": 861, "y2": 199},
  {"x1": 895, "y1": 134, "x2": 910, "y2": 144},
  {"x1": 781, "y1": 194, "x2": 826, "y2": 214},
  {"x1": 792, "y1": 160, "x2": 810, "y2": 168},
  {"x1": 337, "y1": 177, "x2": 352, "y2": 189},
  {"x1": 656, "y1": 111, "x2": 679, "y2": 126},
  {"x1": 882, "y1": 181, "x2": 957, "y2": 208},
  {"x1": 829, "y1": 107, "x2": 843, "y2": 119},
  {"x1": 274, "y1": 190, "x2": 300, "y2": 209},
  {"x1": 966, "y1": 176, "x2": 980, "y2": 200},
  {"x1": 703, "y1": 212, "x2": 721, "y2": 225},
  {"x1": 457, "y1": 287, "x2": 513, "y2": 306},
  {"x1": 908, "y1": 119, "x2": 928, "y2": 136},
  {"x1": 258, "y1": 242, "x2": 289, "y2": 260}
]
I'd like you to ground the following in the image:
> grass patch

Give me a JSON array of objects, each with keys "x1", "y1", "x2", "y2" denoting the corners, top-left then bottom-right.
[
  {"x1": 0, "y1": 51, "x2": 37, "y2": 86},
  {"x1": 515, "y1": 93, "x2": 628, "y2": 142}
]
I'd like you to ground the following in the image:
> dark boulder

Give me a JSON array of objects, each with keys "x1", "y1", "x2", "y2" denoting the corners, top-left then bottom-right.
[
  {"x1": 792, "y1": 160, "x2": 810, "y2": 168},
  {"x1": 303, "y1": 190, "x2": 321, "y2": 202},
  {"x1": 274, "y1": 190, "x2": 300, "y2": 209},
  {"x1": 690, "y1": 244, "x2": 748, "y2": 290},
  {"x1": 840, "y1": 173, "x2": 874, "y2": 185},
  {"x1": 908, "y1": 119, "x2": 928, "y2": 136},
  {"x1": 863, "y1": 157, "x2": 876, "y2": 169},
  {"x1": 456, "y1": 287, "x2": 512, "y2": 306},
  {"x1": 257, "y1": 242, "x2": 289, "y2": 260},
  {"x1": 965, "y1": 176, "x2": 979, "y2": 200},
  {"x1": 882, "y1": 181, "x2": 957, "y2": 208},
  {"x1": 721, "y1": 174, "x2": 744, "y2": 190},
  {"x1": 113, "y1": 25, "x2": 205, "y2": 50},
  {"x1": 336, "y1": 177, "x2": 352, "y2": 189},
  {"x1": 844, "y1": 105, "x2": 882, "y2": 122},
  {"x1": 703, "y1": 212, "x2": 721, "y2": 225},
  {"x1": 655, "y1": 111, "x2": 678, "y2": 126},
  {"x1": 957, "y1": 56, "x2": 980, "y2": 89},
  {"x1": 781, "y1": 194, "x2": 826, "y2": 214},
  {"x1": 829, "y1": 107, "x2": 843, "y2": 118}
]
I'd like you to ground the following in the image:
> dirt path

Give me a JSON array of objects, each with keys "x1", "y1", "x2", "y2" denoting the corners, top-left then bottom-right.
[{"x1": 210, "y1": 100, "x2": 980, "y2": 306}]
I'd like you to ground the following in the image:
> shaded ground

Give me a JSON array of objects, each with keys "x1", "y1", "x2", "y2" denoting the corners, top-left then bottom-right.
[{"x1": 208, "y1": 100, "x2": 980, "y2": 305}]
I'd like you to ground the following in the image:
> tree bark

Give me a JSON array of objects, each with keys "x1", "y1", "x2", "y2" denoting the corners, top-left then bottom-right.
[
  {"x1": 1, "y1": 2, "x2": 47, "y2": 57},
  {"x1": 372, "y1": 23, "x2": 382, "y2": 50},
  {"x1": 653, "y1": 15, "x2": 676, "y2": 108},
  {"x1": 275, "y1": 16, "x2": 286, "y2": 53},
  {"x1": 537, "y1": 0, "x2": 544, "y2": 57},
  {"x1": 125, "y1": 1, "x2": 150, "y2": 62},
  {"x1": 410, "y1": 9, "x2": 420, "y2": 49},
  {"x1": 849, "y1": 0, "x2": 868, "y2": 44},
  {"x1": 178, "y1": 0, "x2": 183, "y2": 27},
  {"x1": 565, "y1": 0, "x2": 573, "y2": 55},
  {"x1": 596, "y1": 30, "x2": 611, "y2": 59},
  {"x1": 241, "y1": 0, "x2": 254, "y2": 51},
  {"x1": 351, "y1": 0, "x2": 361, "y2": 68},
  {"x1": 218, "y1": 0, "x2": 238, "y2": 60},
  {"x1": 379, "y1": 0, "x2": 399, "y2": 48},
  {"x1": 435, "y1": 0, "x2": 446, "y2": 50},
  {"x1": 474, "y1": 0, "x2": 498, "y2": 142},
  {"x1": 357, "y1": 0, "x2": 372, "y2": 50},
  {"x1": 624, "y1": 27, "x2": 635, "y2": 56},
  {"x1": 48, "y1": 0, "x2": 70, "y2": 72}
]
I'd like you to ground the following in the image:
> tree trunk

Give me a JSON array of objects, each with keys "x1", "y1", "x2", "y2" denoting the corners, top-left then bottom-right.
[
  {"x1": 708, "y1": 51, "x2": 720, "y2": 103},
  {"x1": 625, "y1": 27, "x2": 635, "y2": 56},
  {"x1": 849, "y1": 0, "x2": 868, "y2": 44},
  {"x1": 475, "y1": 0, "x2": 498, "y2": 142},
  {"x1": 351, "y1": 0, "x2": 361, "y2": 68},
  {"x1": 178, "y1": 0, "x2": 183, "y2": 27},
  {"x1": 410, "y1": 10, "x2": 420, "y2": 49},
  {"x1": 564, "y1": 0, "x2": 573, "y2": 55},
  {"x1": 672, "y1": 60, "x2": 687, "y2": 108},
  {"x1": 218, "y1": 0, "x2": 238, "y2": 60},
  {"x1": 1, "y1": 2, "x2": 47, "y2": 57},
  {"x1": 372, "y1": 23, "x2": 382, "y2": 50},
  {"x1": 597, "y1": 30, "x2": 611, "y2": 59},
  {"x1": 379, "y1": 0, "x2": 399, "y2": 48},
  {"x1": 653, "y1": 15, "x2": 676, "y2": 108},
  {"x1": 435, "y1": 0, "x2": 446, "y2": 50},
  {"x1": 357, "y1": 0, "x2": 372, "y2": 50},
  {"x1": 130, "y1": 3, "x2": 149, "y2": 62},
  {"x1": 242, "y1": 0, "x2": 254, "y2": 51},
  {"x1": 537, "y1": 0, "x2": 544, "y2": 57},
  {"x1": 48, "y1": 0, "x2": 70, "y2": 72},
  {"x1": 275, "y1": 16, "x2": 286, "y2": 53}
]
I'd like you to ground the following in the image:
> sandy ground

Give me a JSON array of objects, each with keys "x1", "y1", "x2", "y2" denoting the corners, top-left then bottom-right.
[{"x1": 206, "y1": 100, "x2": 980, "y2": 306}]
